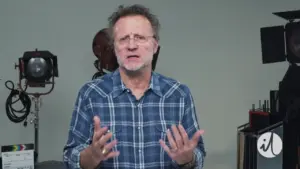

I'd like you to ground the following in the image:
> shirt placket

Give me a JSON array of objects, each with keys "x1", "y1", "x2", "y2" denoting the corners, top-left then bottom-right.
[{"x1": 137, "y1": 102, "x2": 144, "y2": 168}]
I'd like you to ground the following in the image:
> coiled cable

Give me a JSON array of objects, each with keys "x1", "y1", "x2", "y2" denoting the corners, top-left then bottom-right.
[{"x1": 5, "y1": 80, "x2": 31, "y2": 126}]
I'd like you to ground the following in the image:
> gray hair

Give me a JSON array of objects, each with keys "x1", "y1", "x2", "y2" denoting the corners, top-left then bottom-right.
[{"x1": 107, "y1": 4, "x2": 160, "y2": 43}]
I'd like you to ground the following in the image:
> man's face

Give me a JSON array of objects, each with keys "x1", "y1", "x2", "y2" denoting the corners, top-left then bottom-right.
[{"x1": 113, "y1": 15, "x2": 158, "y2": 72}]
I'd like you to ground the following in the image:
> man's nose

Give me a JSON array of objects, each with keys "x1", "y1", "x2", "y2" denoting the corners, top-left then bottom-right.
[{"x1": 127, "y1": 38, "x2": 138, "y2": 51}]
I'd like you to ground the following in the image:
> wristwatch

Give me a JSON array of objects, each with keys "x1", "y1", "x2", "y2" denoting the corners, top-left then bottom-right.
[{"x1": 178, "y1": 155, "x2": 196, "y2": 169}]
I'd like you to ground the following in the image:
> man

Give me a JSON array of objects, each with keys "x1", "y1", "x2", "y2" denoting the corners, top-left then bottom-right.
[{"x1": 63, "y1": 4, "x2": 206, "y2": 169}]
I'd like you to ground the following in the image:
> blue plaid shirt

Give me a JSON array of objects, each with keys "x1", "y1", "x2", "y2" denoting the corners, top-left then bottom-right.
[{"x1": 63, "y1": 69, "x2": 206, "y2": 169}]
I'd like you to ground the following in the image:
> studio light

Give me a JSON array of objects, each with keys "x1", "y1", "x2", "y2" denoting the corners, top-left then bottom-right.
[
  {"x1": 260, "y1": 9, "x2": 300, "y2": 169},
  {"x1": 16, "y1": 49, "x2": 58, "y2": 93},
  {"x1": 5, "y1": 49, "x2": 59, "y2": 162},
  {"x1": 260, "y1": 9, "x2": 300, "y2": 64},
  {"x1": 259, "y1": 9, "x2": 300, "y2": 117}
]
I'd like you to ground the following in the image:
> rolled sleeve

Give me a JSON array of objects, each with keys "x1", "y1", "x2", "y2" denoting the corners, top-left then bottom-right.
[
  {"x1": 171, "y1": 148, "x2": 205, "y2": 169},
  {"x1": 64, "y1": 143, "x2": 89, "y2": 169},
  {"x1": 63, "y1": 88, "x2": 93, "y2": 169},
  {"x1": 181, "y1": 85, "x2": 206, "y2": 169},
  {"x1": 193, "y1": 147, "x2": 205, "y2": 169}
]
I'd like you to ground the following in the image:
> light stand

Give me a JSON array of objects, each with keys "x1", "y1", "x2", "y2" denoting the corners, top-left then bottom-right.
[{"x1": 30, "y1": 94, "x2": 41, "y2": 160}]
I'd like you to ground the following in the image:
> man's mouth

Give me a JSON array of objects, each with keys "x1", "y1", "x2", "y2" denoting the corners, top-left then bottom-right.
[{"x1": 127, "y1": 55, "x2": 140, "y2": 59}]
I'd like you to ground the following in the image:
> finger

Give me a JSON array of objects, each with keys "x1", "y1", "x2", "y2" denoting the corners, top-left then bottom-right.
[
  {"x1": 166, "y1": 129, "x2": 178, "y2": 151},
  {"x1": 93, "y1": 126, "x2": 108, "y2": 142},
  {"x1": 94, "y1": 116, "x2": 101, "y2": 131},
  {"x1": 103, "y1": 151, "x2": 120, "y2": 161},
  {"x1": 190, "y1": 130, "x2": 204, "y2": 146},
  {"x1": 171, "y1": 125, "x2": 183, "y2": 149},
  {"x1": 159, "y1": 139, "x2": 172, "y2": 155},
  {"x1": 93, "y1": 116, "x2": 102, "y2": 141},
  {"x1": 93, "y1": 116, "x2": 110, "y2": 143},
  {"x1": 102, "y1": 139, "x2": 118, "y2": 155},
  {"x1": 98, "y1": 131, "x2": 113, "y2": 147},
  {"x1": 178, "y1": 124, "x2": 189, "y2": 145}
]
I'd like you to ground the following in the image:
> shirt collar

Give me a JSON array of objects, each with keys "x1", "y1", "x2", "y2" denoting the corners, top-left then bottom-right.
[{"x1": 111, "y1": 68, "x2": 162, "y2": 98}]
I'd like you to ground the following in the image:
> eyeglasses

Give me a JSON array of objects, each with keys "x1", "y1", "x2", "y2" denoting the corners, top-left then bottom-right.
[{"x1": 116, "y1": 34, "x2": 155, "y2": 45}]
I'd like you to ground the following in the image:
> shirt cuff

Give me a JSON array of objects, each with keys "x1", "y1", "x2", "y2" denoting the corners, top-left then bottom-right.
[
  {"x1": 171, "y1": 148, "x2": 204, "y2": 169},
  {"x1": 193, "y1": 148, "x2": 205, "y2": 169},
  {"x1": 66, "y1": 144, "x2": 89, "y2": 169}
]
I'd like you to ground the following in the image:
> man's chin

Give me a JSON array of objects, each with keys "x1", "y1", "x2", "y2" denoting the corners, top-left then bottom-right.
[{"x1": 123, "y1": 64, "x2": 144, "y2": 72}]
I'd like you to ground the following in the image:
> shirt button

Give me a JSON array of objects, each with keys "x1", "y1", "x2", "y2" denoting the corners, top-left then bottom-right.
[
  {"x1": 138, "y1": 149, "x2": 141, "y2": 153},
  {"x1": 138, "y1": 126, "x2": 141, "y2": 130}
]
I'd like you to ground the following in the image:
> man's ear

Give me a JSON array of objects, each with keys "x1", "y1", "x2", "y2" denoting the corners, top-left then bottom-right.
[{"x1": 153, "y1": 41, "x2": 160, "y2": 53}]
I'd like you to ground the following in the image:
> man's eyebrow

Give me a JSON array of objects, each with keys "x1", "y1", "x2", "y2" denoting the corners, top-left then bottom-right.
[{"x1": 121, "y1": 33, "x2": 144, "y2": 37}]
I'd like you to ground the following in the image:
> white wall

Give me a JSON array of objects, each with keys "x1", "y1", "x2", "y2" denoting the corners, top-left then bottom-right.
[{"x1": 0, "y1": 0, "x2": 298, "y2": 168}]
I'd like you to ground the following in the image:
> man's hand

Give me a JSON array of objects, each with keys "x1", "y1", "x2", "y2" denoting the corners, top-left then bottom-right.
[
  {"x1": 90, "y1": 116, "x2": 120, "y2": 164},
  {"x1": 159, "y1": 124, "x2": 204, "y2": 165}
]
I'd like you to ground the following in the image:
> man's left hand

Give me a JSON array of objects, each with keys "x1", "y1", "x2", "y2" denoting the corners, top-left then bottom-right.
[{"x1": 159, "y1": 124, "x2": 204, "y2": 165}]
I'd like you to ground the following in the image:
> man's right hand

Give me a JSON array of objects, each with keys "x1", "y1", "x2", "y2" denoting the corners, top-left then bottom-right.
[
  {"x1": 91, "y1": 116, "x2": 119, "y2": 163},
  {"x1": 81, "y1": 116, "x2": 119, "y2": 168}
]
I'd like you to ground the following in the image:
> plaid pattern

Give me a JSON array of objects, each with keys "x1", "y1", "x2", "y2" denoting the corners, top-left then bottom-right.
[{"x1": 63, "y1": 69, "x2": 206, "y2": 169}]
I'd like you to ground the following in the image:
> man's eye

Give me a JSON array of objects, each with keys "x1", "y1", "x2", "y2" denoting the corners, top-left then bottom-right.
[
  {"x1": 136, "y1": 36, "x2": 145, "y2": 40},
  {"x1": 120, "y1": 37, "x2": 127, "y2": 41}
]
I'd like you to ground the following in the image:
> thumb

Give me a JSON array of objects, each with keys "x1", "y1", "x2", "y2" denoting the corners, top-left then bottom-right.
[
  {"x1": 93, "y1": 116, "x2": 101, "y2": 131},
  {"x1": 191, "y1": 130, "x2": 204, "y2": 144}
]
